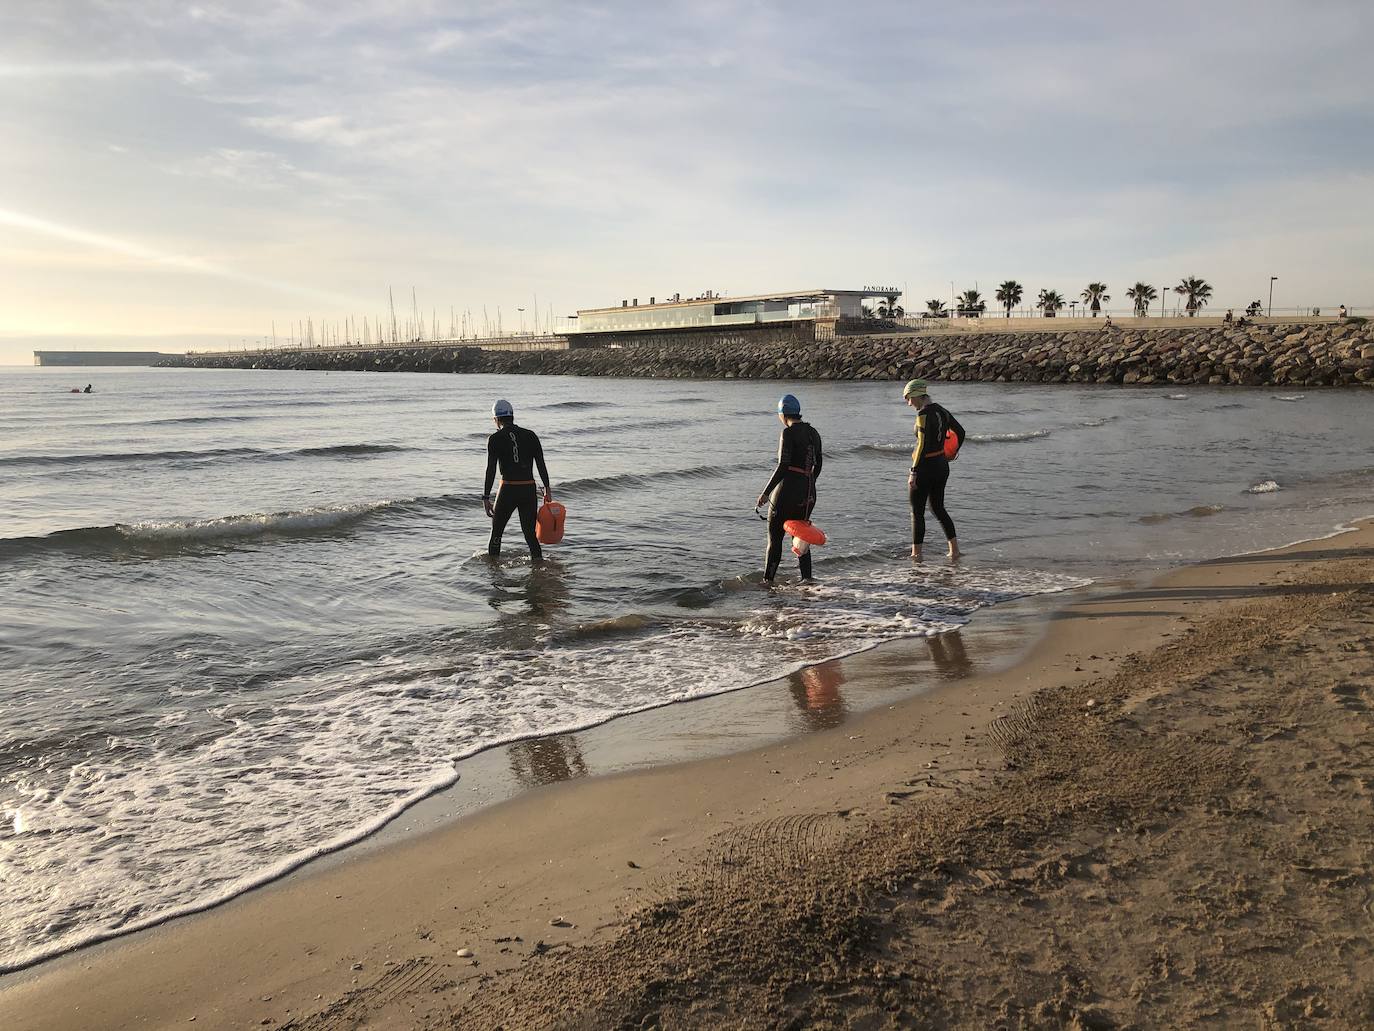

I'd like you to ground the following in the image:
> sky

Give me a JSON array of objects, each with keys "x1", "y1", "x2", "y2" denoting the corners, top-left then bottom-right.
[{"x1": 2, "y1": 0, "x2": 1372, "y2": 363}]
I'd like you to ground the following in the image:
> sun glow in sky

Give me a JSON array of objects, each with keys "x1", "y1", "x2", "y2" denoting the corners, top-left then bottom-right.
[{"x1": 2, "y1": 1, "x2": 1372, "y2": 362}]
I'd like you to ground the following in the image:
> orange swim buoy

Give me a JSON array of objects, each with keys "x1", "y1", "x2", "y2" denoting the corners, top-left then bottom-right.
[
  {"x1": 535, "y1": 499, "x2": 566, "y2": 544},
  {"x1": 783, "y1": 519, "x2": 826, "y2": 546},
  {"x1": 942, "y1": 429, "x2": 960, "y2": 459}
]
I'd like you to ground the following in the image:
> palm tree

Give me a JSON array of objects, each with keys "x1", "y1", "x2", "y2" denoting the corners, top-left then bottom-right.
[
  {"x1": 925, "y1": 299, "x2": 948, "y2": 318},
  {"x1": 1174, "y1": 277, "x2": 1213, "y2": 317},
  {"x1": 1125, "y1": 282, "x2": 1157, "y2": 317},
  {"x1": 1081, "y1": 282, "x2": 1110, "y2": 317},
  {"x1": 994, "y1": 280, "x2": 1023, "y2": 317},
  {"x1": 1037, "y1": 289, "x2": 1066, "y2": 317},
  {"x1": 956, "y1": 289, "x2": 986, "y2": 317}
]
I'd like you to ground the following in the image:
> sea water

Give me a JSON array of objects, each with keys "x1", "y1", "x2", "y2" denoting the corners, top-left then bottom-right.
[{"x1": 2, "y1": 366, "x2": 1372, "y2": 972}]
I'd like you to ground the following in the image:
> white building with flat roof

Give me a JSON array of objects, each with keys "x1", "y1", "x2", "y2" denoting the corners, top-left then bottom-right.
[{"x1": 574, "y1": 287, "x2": 901, "y2": 333}]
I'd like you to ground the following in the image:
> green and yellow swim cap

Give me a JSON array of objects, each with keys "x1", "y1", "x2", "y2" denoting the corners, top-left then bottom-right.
[{"x1": 902, "y1": 378, "x2": 928, "y2": 398}]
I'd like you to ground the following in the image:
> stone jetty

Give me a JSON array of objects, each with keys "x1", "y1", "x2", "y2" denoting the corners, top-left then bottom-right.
[{"x1": 164, "y1": 321, "x2": 1374, "y2": 387}]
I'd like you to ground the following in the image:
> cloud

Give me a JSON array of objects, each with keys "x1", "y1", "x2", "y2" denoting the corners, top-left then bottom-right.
[
  {"x1": 0, "y1": 59, "x2": 208, "y2": 84},
  {"x1": 2, "y1": 0, "x2": 1373, "y2": 363},
  {"x1": 0, "y1": 206, "x2": 364, "y2": 307}
]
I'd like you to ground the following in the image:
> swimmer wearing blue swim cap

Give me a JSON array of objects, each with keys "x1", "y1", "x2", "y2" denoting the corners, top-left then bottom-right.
[{"x1": 755, "y1": 395, "x2": 822, "y2": 584}]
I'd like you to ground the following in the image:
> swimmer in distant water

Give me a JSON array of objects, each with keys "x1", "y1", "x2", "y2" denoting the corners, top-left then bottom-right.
[
  {"x1": 83, "y1": 384, "x2": 92, "y2": 393},
  {"x1": 483, "y1": 399, "x2": 552, "y2": 559},
  {"x1": 904, "y1": 379, "x2": 965, "y2": 561},
  {"x1": 755, "y1": 393, "x2": 822, "y2": 585}
]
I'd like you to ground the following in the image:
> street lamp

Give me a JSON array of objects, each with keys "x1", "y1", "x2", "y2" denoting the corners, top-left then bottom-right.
[{"x1": 1268, "y1": 276, "x2": 1277, "y2": 318}]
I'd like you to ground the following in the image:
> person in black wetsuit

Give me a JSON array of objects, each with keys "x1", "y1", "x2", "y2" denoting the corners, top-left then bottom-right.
[
  {"x1": 755, "y1": 393, "x2": 823, "y2": 584},
  {"x1": 904, "y1": 379, "x2": 965, "y2": 561},
  {"x1": 482, "y1": 399, "x2": 552, "y2": 559}
]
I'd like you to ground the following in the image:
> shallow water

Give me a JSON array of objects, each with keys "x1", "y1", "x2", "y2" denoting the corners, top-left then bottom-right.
[{"x1": 2, "y1": 366, "x2": 1372, "y2": 971}]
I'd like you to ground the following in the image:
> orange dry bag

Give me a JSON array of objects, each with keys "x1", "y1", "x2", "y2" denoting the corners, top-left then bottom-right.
[
  {"x1": 535, "y1": 499, "x2": 566, "y2": 545},
  {"x1": 942, "y1": 429, "x2": 961, "y2": 460},
  {"x1": 783, "y1": 520, "x2": 826, "y2": 546}
]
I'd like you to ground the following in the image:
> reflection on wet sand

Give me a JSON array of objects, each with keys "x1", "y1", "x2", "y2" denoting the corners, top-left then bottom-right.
[
  {"x1": 925, "y1": 630, "x2": 973, "y2": 678},
  {"x1": 788, "y1": 662, "x2": 848, "y2": 730},
  {"x1": 508, "y1": 734, "x2": 589, "y2": 787}
]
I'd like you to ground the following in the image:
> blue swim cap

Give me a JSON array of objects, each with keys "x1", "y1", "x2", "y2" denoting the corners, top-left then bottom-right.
[
  {"x1": 777, "y1": 393, "x2": 800, "y2": 416},
  {"x1": 492, "y1": 399, "x2": 514, "y2": 418}
]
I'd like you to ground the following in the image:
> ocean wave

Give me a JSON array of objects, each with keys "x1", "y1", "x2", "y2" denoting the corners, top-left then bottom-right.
[
  {"x1": 0, "y1": 443, "x2": 415, "y2": 469},
  {"x1": 535, "y1": 400, "x2": 615, "y2": 410},
  {"x1": 558, "y1": 415, "x2": 707, "y2": 439},
  {"x1": 557, "y1": 613, "x2": 657, "y2": 640},
  {"x1": 560, "y1": 461, "x2": 751, "y2": 496},
  {"x1": 1272, "y1": 394, "x2": 1306, "y2": 402},
  {"x1": 967, "y1": 429, "x2": 1051, "y2": 444},
  {"x1": 0, "y1": 503, "x2": 396, "y2": 559},
  {"x1": 854, "y1": 442, "x2": 911, "y2": 454},
  {"x1": 1246, "y1": 480, "x2": 1281, "y2": 494}
]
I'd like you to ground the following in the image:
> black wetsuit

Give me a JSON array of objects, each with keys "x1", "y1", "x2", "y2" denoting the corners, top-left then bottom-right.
[
  {"x1": 909, "y1": 401, "x2": 965, "y2": 546},
  {"x1": 483, "y1": 423, "x2": 550, "y2": 558},
  {"x1": 760, "y1": 420, "x2": 823, "y2": 581}
]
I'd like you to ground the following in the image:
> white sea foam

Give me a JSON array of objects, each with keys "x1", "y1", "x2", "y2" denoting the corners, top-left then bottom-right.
[
  {"x1": 1272, "y1": 394, "x2": 1306, "y2": 402},
  {"x1": 968, "y1": 429, "x2": 1051, "y2": 444},
  {"x1": 1246, "y1": 480, "x2": 1281, "y2": 494},
  {"x1": 0, "y1": 561, "x2": 1088, "y2": 973}
]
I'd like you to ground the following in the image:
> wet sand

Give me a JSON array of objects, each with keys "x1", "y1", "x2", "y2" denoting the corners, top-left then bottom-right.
[{"x1": 5, "y1": 524, "x2": 1373, "y2": 1029}]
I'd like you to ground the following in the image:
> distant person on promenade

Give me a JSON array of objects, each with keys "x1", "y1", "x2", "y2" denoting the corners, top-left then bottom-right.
[
  {"x1": 483, "y1": 399, "x2": 552, "y2": 560},
  {"x1": 755, "y1": 393, "x2": 822, "y2": 585},
  {"x1": 1339, "y1": 304, "x2": 1348, "y2": 319},
  {"x1": 904, "y1": 379, "x2": 965, "y2": 561}
]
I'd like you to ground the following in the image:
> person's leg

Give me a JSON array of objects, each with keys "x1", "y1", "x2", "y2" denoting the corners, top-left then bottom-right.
[
  {"x1": 910, "y1": 478, "x2": 931, "y2": 558},
  {"x1": 515, "y1": 488, "x2": 543, "y2": 560},
  {"x1": 765, "y1": 504, "x2": 787, "y2": 582},
  {"x1": 488, "y1": 489, "x2": 517, "y2": 556},
  {"x1": 797, "y1": 491, "x2": 815, "y2": 581},
  {"x1": 926, "y1": 460, "x2": 959, "y2": 557}
]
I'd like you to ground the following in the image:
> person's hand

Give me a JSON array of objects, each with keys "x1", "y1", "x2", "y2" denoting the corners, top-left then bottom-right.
[
  {"x1": 544, "y1": 489, "x2": 553, "y2": 504},
  {"x1": 756, "y1": 494, "x2": 768, "y2": 509},
  {"x1": 907, "y1": 472, "x2": 916, "y2": 489},
  {"x1": 483, "y1": 497, "x2": 495, "y2": 518}
]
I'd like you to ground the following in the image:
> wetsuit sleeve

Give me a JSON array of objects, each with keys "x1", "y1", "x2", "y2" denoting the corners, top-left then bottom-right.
[
  {"x1": 910, "y1": 414, "x2": 927, "y2": 471},
  {"x1": 813, "y1": 432, "x2": 823, "y2": 481},
  {"x1": 948, "y1": 411, "x2": 966, "y2": 447},
  {"x1": 761, "y1": 430, "x2": 790, "y2": 497},
  {"x1": 533, "y1": 433, "x2": 551, "y2": 491},
  {"x1": 483, "y1": 435, "x2": 497, "y2": 498}
]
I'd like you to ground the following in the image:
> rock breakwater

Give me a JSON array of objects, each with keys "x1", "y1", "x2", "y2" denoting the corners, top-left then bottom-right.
[{"x1": 164, "y1": 322, "x2": 1374, "y2": 387}]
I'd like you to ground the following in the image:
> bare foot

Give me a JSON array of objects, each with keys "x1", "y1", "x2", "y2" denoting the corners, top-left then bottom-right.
[
  {"x1": 947, "y1": 539, "x2": 961, "y2": 560},
  {"x1": 911, "y1": 546, "x2": 923, "y2": 562}
]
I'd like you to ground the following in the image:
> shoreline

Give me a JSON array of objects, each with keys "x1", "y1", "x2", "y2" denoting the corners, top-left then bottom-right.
[
  {"x1": 0, "y1": 576, "x2": 1077, "y2": 978},
  {"x1": 5, "y1": 520, "x2": 1372, "y2": 1028}
]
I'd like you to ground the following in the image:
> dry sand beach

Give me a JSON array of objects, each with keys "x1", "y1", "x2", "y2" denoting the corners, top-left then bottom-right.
[{"x1": 6, "y1": 524, "x2": 1374, "y2": 1029}]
